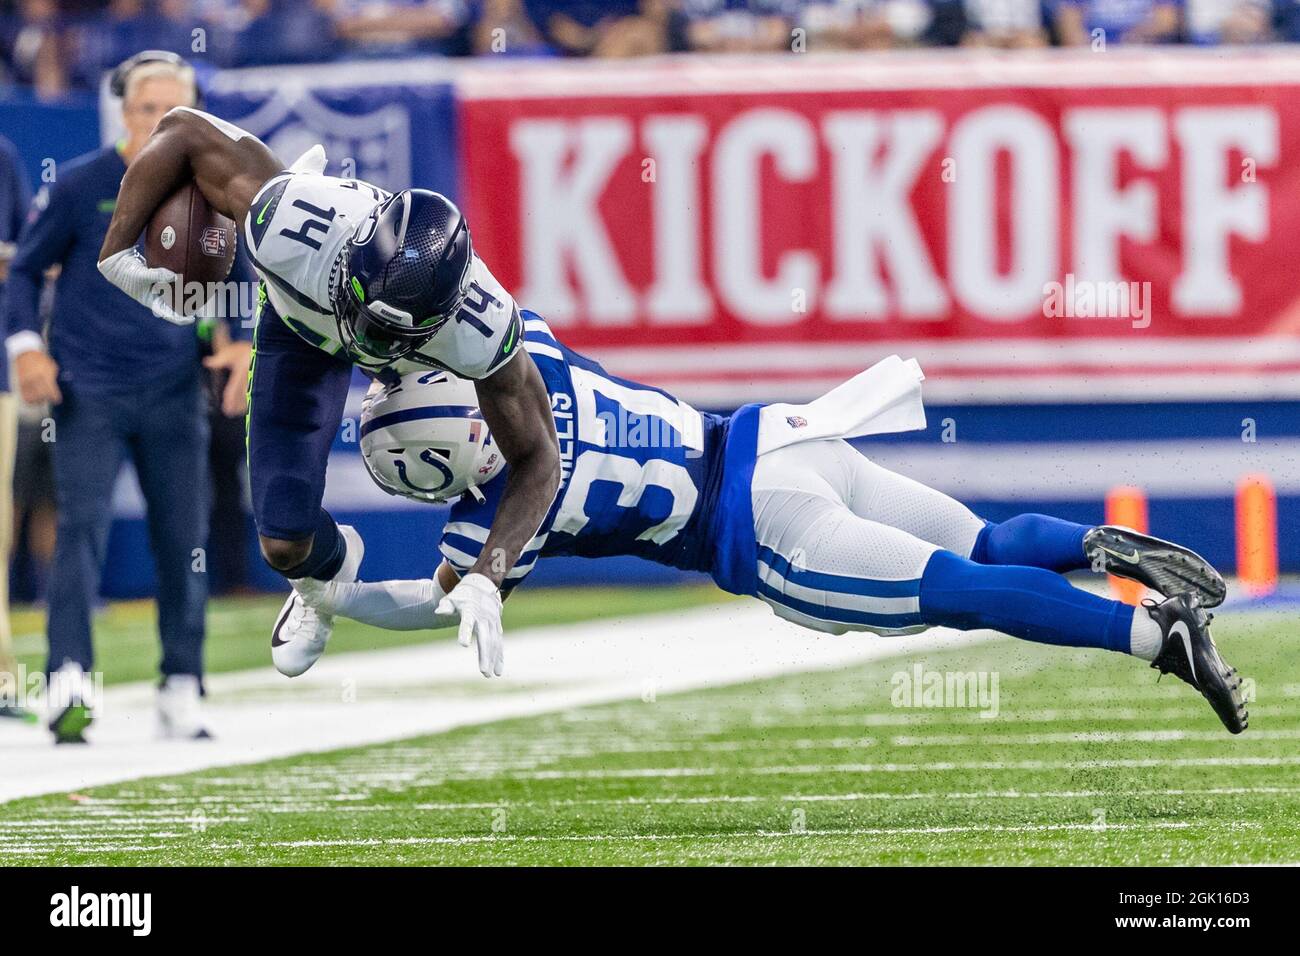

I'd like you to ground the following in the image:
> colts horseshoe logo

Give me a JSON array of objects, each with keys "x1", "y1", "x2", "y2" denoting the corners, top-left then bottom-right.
[{"x1": 392, "y1": 449, "x2": 454, "y2": 493}]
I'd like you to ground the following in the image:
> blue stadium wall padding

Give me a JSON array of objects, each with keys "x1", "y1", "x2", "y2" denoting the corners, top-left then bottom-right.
[{"x1": 0, "y1": 92, "x2": 101, "y2": 189}]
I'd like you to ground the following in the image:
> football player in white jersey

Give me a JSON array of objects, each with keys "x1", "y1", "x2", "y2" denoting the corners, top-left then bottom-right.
[
  {"x1": 282, "y1": 317, "x2": 1247, "y2": 735},
  {"x1": 95, "y1": 107, "x2": 560, "y2": 678}
]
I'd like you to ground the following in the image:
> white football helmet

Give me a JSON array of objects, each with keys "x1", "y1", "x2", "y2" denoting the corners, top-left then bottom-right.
[{"x1": 360, "y1": 370, "x2": 504, "y2": 503}]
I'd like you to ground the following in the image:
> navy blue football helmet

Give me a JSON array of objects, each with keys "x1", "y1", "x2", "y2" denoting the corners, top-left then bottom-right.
[{"x1": 332, "y1": 189, "x2": 473, "y2": 368}]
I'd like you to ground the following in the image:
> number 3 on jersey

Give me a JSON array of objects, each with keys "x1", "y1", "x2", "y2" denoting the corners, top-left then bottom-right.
[{"x1": 551, "y1": 371, "x2": 701, "y2": 546}]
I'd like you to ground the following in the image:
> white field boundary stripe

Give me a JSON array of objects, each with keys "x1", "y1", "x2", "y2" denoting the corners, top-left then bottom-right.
[
  {"x1": 409, "y1": 785, "x2": 1300, "y2": 810},
  {"x1": 0, "y1": 603, "x2": 1000, "y2": 804},
  {"x1": 5, "y1": 786, "x2": 1296, "y2": 827},
  {"x1": 0, "y1": 820, "x2": 1220, "y2": 856},
  {"x1": 23, "y1": 785, "x2": 1300, "y2": 817},
  {"x1": 488, "y1": 756, "x2": 1300, "y2": 782}
]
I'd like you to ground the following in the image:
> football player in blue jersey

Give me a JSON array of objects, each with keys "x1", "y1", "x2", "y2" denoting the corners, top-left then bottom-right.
[{"x1": 284, "y1": 314, "x2": 1248, "y2": 735}]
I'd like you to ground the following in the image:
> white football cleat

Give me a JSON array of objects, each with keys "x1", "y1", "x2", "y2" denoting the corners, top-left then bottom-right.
[
  {"x1": 158, "y1": 674, "x2": 212, "y2": 740},
  {"x1": 271, "y1": 525, "x2": 364, "y2": 677}
]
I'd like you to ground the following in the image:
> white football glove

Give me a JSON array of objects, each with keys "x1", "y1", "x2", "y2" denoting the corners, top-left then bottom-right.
[
  {"x1": 97, "y1": 248, "x2": 189, "y2": 325},
  {"x1": 435, "y1": 572, "x2": 504, "y2": 678}
]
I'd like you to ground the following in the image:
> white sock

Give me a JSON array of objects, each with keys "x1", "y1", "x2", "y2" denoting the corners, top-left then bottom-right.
[{"x1": 1128, "y1": 609, "x2": 1163, "y2": 661}]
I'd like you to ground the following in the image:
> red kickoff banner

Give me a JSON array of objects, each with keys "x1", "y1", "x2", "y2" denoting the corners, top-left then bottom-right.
[{"x1": 458, "y1": 52, "x2": 1300, "y2": 406}]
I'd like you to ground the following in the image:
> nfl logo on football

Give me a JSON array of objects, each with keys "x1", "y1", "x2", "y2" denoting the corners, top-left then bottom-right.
[{"x1": 200, "y1": 226, "x2": 228, "y2": 258}]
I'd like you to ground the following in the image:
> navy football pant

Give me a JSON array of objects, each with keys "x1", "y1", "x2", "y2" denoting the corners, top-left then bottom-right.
[
  {"x1": 246, "y1": 300, "x2": 352, "y2": 563},
  {"x1": 47, "y1": 381, "x2": 209, "y2": 677}
]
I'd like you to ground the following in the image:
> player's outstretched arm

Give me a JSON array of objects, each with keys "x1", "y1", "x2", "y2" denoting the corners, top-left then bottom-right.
[
  {"x1": 436, "y1": 351, "x2": 560, "y2": 677},
  {"x1": 97, "y1": 108, "x2": 282, "y2": 321},
  {"x1": 467, "y1": 350, "x2": 561, "y2": 585},
  {"x1": 297, "y1": 563, "x2": 466, "y2": 632}
]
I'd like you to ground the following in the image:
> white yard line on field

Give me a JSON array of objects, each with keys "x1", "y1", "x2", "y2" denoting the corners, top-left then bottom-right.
[
  {"x1": 22, "y1": 784, "x2": 1291, "y2": 818},
  {"x1": 0, "y1": 820, "x2": 1225, "y2": 856},
  {"x1": 0, "y1": 602, "x2": 997, "y2": 804},
  {"x1": 488, "y1": 755, "x2": 1300, "y2": 781}
]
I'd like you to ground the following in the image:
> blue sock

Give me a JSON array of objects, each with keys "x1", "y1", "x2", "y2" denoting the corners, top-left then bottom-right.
[
  {"x1": 277, "y1": 510, "x2": 346, "y2": 582},
  {"x1": 971, "y1": 514, "x2": 1091, "y2": 572},
  {"x1": 920, "y1": 550, "x2": 1133, "y2": 652}
]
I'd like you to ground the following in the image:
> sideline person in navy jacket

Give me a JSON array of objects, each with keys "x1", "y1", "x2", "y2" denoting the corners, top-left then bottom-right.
[
  {"x1": 0, "y1": 133, "x2": 31, "y2": 721},
  {"x1": 0, "y1": 55, "x2": 253, "y2": 742}
]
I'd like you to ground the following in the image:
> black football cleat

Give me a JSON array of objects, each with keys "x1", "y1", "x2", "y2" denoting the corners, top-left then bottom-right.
[
  {"x1": 1145, "y1": 594, "x2": 1247, "y2": 734},
  {"x1": 1084, "y1": 525, "x2": 1226, "y2": 607}
]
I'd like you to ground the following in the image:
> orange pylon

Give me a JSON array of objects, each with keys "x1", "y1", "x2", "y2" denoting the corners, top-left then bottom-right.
[
  {"x1": 1236, "y1": 474, "x2": 1278, "y2": 598},
  {"x1": 1105, "y1": 486, "x2": 1148, "y2": 606}
]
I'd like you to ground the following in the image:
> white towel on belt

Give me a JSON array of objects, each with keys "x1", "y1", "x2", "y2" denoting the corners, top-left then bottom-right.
[
  {"x1": 756, "y1": 355, "x2": 926, "y2": 457},
  {"x1": 288, "y1": 144, "x2": 328, "y2": 175}
]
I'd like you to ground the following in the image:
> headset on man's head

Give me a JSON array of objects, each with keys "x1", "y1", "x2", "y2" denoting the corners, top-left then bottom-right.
[{"x1": 109, "y1": 50, "x2": 201, "y2": 106}]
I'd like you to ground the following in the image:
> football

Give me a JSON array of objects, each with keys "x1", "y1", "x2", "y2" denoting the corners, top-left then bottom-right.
[{"x1": 143, "y1": 180, "x2": 236, "y2": 289}]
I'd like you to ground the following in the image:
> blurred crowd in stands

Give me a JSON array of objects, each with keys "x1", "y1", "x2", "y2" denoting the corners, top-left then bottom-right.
[{"x1": 1, "y1": 0, "x2": 1294, "y2": 100}]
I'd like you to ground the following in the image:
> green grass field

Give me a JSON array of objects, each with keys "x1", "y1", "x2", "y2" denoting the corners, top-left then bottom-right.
[{"x1": 4, "y1": 593, "x2": 1298, "y2": 866}]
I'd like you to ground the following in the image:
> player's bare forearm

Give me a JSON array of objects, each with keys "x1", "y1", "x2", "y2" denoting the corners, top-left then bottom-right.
[
  {"x1": 472, "y1": 351, "x2": 561, "y2": 588},
  {"x1": 100, "y1": 115, "x2": 194, "y2": 260},
  {"x1": 99, "y1": 109, "x2": 281, "y2": 261}
]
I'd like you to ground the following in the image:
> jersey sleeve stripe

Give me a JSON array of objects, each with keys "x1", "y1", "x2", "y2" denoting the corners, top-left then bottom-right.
[
  {"x1": 482, "y1": 305, "x2": 524, "y2": 378},
  {"x1": 441, "y1": 537, "x2": 541, "y2": 579},
  {"x1": 522, "y1": 315, "x2": 557, "y2": 339},
  {"x1": 524, "y1": 339, "x2": 564, "y2": 362},
  {"x1": 442, "y1": 530, "x2": 485, "y2": 556},
  {"x1": 439, "y1": 541, "x2": 479, "y2": 570},
  {"x1": 448, "y1": 524, "x2": 545, "y2": 553},
  {"x1": 444, "y1": 522, "x2": 546, "y2": 551},
  {"x1": 443, "y1": 522, "x2": 546, "y2": 553},
  {"x1": 443, "y1": 521, "x2": 489, "y2": 544},
  {"x1": 245, "y1": 174, "x2": 290, "y2": 250}
]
